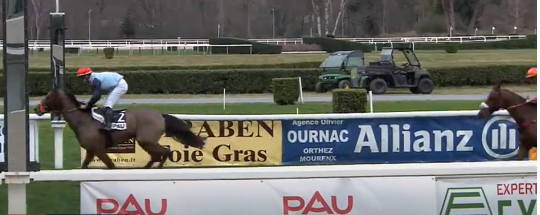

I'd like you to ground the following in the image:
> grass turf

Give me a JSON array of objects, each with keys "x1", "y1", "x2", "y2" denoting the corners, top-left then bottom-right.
[
  {"x1": 3, "y1": 49, "x2": 535, "y2": 69},
  {"x1": 0, "y1": 101, "x2": 484, "y2": 214}
]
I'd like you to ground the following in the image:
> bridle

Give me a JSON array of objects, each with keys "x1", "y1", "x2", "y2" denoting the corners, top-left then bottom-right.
[
  {"x1": 37, "y1": 103, "x2": 78, "y2": 116},
  {"x1": 481, "y1": 90, "x2": 536, "y2": 129}
]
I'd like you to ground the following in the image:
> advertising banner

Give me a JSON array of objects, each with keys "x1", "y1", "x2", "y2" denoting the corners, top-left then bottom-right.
[
  {"x1": 281, "y1": 115, "x2": 519, "y2": 164},
  {"x1": 0, "y1": 120, "x2": 39, "y2": 163},
  {"x1": 436, "y1": 175, "x2": 537, "y2": 215},
  {"x1": 81, "y1": 176, "x2": 435, "y2": 215},
  {"x1": 84, "y1": 120, "x2": 282, "y2": 168}
]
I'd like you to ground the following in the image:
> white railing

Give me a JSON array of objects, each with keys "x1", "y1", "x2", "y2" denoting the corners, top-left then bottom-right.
[
  {"x1": 0, "y1": 160, "x2": 535, "y2": 214},
  {"x1": 0, "y1": 34, "x2": 529, "y2": 50},
  {"x1": 1, "y1": 160, "x2": 534, "y2": 181},
  {"x1": 4, "y1": 109, "x2": 514, "y2": 170}
]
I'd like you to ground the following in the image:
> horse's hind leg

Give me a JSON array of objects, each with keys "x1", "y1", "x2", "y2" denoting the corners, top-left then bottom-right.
[
  {"x1": 157, "y1": 144, "x2": 172, "y2": 168},
  {"x1": 138, "y1": 142, "x2": 168, "y2": 169},
  {"x1": 81, "y1": 150, "x2": 95, "y2": 169},
  {"x1": 139, "y1": 142, "x2": 171, "y2": 169},
  {"x1": 94, "y1": 147, "x2": 116, "y2": 169}
]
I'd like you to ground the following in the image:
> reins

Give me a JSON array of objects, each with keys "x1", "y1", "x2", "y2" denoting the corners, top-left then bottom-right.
[{"x1": 492, "y1": 90, "x2": 537, "y2": 128}]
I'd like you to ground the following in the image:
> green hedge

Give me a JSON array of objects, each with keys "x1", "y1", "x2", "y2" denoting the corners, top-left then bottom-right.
[
  {"x1": 9, "y1": 65, "x2": 533, "y2": 96},
  {"x1": 0, "y1": 62, "x2": 321, "y2": 73},
  {"x1": 208, "y1": 37, "x2": 282, "y2": 54},
  {"x1": 374, "y1": 36, "x2": 536, "y2": 50},
  {"x1": 303, "y1": 37, "x2": 373, "y2": 53},
  {"x1": 272, "y1": 78, "x2": 300, "y2": 105},
  {"x1": 332, "y1": 89, "x2": 368, "y2": 113}
]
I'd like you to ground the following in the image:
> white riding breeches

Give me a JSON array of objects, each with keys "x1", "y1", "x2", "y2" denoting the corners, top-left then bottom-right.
[{"x1": 104, "y1": 79, "x2": 128, "y2": 108}]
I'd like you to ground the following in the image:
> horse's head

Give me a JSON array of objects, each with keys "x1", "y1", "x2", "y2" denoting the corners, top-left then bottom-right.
[
  {"x1": 478, "y1": 83, "x2": 525, "y2": 118},
  {"x1": 34, "y1": 88, "x2": 81, "y2": 116},
  {"x1": 35, "y1": 88, "x2": 63, "y2": 116}
]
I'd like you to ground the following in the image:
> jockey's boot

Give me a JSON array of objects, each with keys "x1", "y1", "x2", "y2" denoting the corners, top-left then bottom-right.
[{"x1": 103, "y1": 107, "x2": 113, "y2": 131}]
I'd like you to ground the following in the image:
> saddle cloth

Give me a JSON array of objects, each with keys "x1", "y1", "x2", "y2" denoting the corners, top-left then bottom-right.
[{"x1": 91, "y1": 107, "x2": 127, "y2": 130}]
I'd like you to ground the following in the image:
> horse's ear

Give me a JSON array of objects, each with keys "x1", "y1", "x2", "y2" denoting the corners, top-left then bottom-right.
[{"x1": 493, "y1": 82, "x2": 501, "y2": 92}]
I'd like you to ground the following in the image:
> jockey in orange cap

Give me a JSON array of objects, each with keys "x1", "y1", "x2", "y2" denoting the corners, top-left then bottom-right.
[{"x1": 525, "y1": 67, "x2": 536, "y2": 104}]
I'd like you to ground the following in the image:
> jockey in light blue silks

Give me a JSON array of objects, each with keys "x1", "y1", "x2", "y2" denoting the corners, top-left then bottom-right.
[{"x1": 76, "y1": 67, "x2": 129, "y2": 130}]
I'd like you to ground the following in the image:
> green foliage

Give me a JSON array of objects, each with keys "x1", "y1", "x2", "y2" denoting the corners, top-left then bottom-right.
[
  {"x1": 332, "y1": 89, "x2": 368, "y2": 113},
  {"x1": 103, "y1": 48, "x2": 115, "y2": 59},
  {"x1": 526, "y1": 35, "x2": 537, "y2": 48},
  {"x1": 8, "y1": 65, "x2": 533, "y2": 96},
  {"x1": 0, "y1": 62, "x2": 321, "y2": 73},
  {"x1": 272, "y1": 78, "x2": 300, "y2": 105},
  {"x1": 302, "y1": 37, "x2": 374, "y2": 53},
  {"x1": 374, "y1": 36, "x2": 536, "y2": 51},
  {"x1": 120, "y1": 15, "x2": 136, "y2": 38},
  {"x1": 208, "y1": 37, "x2": 282, "y2": 54},
  {"x1": 444, "y1": 43, "x2": 459, "y2": 53}
]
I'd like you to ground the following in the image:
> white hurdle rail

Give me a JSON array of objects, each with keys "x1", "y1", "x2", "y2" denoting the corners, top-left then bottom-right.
[
  {"x1": 0, "y1": 160, "x2": 535, "y2": 182},
  {"x1": 11, "y1": 109, "x2": 512, "y2": 170}
]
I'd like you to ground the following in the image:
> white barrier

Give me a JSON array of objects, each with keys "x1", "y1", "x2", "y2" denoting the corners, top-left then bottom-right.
[
  {"x1": 0, "y1": 160, "x2": 536, "y2": 181},
  {"x1": 7, "y1": 110, "x2": 512, "y2": 170},
  {"x1": 0, "y1": 34, "x2": 530, "y2": 51}
]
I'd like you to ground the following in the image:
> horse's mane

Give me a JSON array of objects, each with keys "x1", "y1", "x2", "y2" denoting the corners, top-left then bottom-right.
[
  {"x1": 62, "y1": 90, "x2": 93, "y2": 112},
  {"x1": 501, "y1": 88, "x2": 526, "y2": 102}
]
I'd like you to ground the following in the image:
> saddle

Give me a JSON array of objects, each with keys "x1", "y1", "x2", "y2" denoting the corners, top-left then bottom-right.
[{"x1": 91, "y1": 107, "x2": 127, "y2": 130}]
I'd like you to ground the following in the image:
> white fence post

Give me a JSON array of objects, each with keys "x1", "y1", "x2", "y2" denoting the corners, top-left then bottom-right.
[{"x1": 51, "y1": 120, "x2": 65, "y2": 169}]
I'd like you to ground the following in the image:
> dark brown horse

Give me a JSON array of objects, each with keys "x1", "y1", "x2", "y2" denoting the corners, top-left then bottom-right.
[
  {"x1": 478, "y1": 83, "x2": 537, "y2": 160},
  {"x1": 34, "y1": 88, "x2": 206, "y2": 169}
]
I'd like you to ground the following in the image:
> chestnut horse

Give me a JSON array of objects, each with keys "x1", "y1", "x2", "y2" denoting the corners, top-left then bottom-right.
[
  {"x1": 35, "y1": 88, "x2": 206, "y2": 169},
  {"x1": 478, "y1": 83, "x2": 536, "y2": 160}
]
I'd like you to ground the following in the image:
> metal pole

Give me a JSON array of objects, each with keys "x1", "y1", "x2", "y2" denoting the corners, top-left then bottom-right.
[
  {"x1": 271, "y1": 8, "x2": 275, "y2": 38},
  {"x1": 55, "y1": 0, "x2": 59, "y2": 12},
  {"x1": 49, "y1": 12, "x2": 66, "y2": 169},
  {"x1": 88, "y1": 9, "x2": 92, "y2": 44},
  {"x1": 3, "y1": 0, "x2": 32, "y2": 213}
]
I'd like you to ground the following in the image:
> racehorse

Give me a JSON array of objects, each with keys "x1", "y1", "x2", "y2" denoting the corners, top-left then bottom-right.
[
  {"x1": 34, "y1": 88, "x2": 206, "y2": 169},
  {"x1": 478, "y1": 83, "x2": 537, "y2": 160}
]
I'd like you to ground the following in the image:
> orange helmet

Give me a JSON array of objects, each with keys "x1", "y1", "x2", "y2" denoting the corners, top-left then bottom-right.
[
  {"x1": 76, "y1": 67, "x2": 92, "y2": 77},
  {"x1": 526, "y1": 67, "x2": 537, "y2": 78}
]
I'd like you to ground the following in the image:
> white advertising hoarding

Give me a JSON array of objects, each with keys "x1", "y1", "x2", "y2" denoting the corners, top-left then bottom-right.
[
  {"x1": 436, "y1": 175, "x2": 537, "y2": 215},
  {"x1": 81, "y1": 177, "x2": 436, "y2": 215}
]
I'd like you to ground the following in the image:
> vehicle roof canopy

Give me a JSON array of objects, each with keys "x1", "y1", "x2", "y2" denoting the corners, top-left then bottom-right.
[
  {"x1": 320, "y1": 50, "x2": 365, "y2": 68},
  {"x1": 330, "y1": 50, "x2": 365, "y2": 58}
]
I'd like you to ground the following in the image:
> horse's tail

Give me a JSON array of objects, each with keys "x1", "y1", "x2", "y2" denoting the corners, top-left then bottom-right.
[{"x1": 162, "y1": 114, "x2": 206, "y2": 149}]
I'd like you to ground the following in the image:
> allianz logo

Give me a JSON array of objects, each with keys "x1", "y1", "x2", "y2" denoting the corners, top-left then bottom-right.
[{"x1": 354, "y1": 116, "x2": 518, "y2": 158}]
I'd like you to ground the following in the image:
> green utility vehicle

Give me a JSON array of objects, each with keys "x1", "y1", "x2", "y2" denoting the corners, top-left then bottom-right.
[
  {"x1": 358, "y1": 46, "x2": 434, "y2": 94},
  {"x1": 315, "y1": 50, "x2": 365, "y2": 93}
]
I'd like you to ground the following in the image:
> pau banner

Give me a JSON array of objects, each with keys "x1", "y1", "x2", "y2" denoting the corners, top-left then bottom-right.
[{"x1": 84, "y1": 120, "x2": 283, "y2": 168}]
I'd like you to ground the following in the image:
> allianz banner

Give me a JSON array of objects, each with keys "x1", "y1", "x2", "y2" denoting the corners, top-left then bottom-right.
[
  {"x1": 85, "y1": 120, "x2": 282, "y2": 168},
  {"x1": 281, "y1": 115, "x2": 519, "y2": 164}
]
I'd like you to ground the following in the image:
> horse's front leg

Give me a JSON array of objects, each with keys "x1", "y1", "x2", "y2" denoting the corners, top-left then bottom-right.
[
  {"x1": 517, "y1": 143, "x2": 529, "y2": 160},
  {"x1": 81, "y1": 150, "x2": 95, "y2": 169}
]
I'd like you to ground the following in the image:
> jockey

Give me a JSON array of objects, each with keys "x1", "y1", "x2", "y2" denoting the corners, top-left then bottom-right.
[
  {"x1": 76, "y1": 67, "x2": 129, "y2": 130},
  {"x1": 525, "y1": 67, "x2": 536, "y2": 104}
]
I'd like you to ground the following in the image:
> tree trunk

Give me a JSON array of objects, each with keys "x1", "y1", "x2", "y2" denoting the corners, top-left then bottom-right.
[
  {"x1": 311, "y1": 0, "x2": 322, "y2": 36},
  {"x1": 332, "y1": 0, "x2": 348, "y2": 35},
  {"x1": 324, "y1": 0, "x2": 331, "y2": 35}
]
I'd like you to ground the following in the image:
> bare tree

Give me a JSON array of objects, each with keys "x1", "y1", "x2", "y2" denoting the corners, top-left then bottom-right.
[
  {"x1": 323, "y1": 0, "x2": 332, "y2": 35},
  {"x1": 310, "y1": 0, "x2": 323, "y2": 36},
  {"x1": 441, "y1": 0, "x2": 455, "y2": 33},
  {"x1": 30, "y1": 0, "x2": 45, "y2": 39},
  {"x1": 332, "y1": 0, "x2": 349, "y2": 35}
]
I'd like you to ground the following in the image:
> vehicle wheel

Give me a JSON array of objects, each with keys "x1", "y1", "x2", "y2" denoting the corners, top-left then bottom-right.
[
  {"x1": 315, "y1": 82, "x2": 326, "y2": 93},
  {"x1": 338, "y1": 80, "x2": 351, "y2": 89},
  {"x1": 409, "y1": 87, "x2": 420, "y2": 94},
  {"x1": 417, "y1": 78, "x2": 434, "y2": 94},
  {"x1": 369, "y1": 78, "x2": 387, "y2": 95}
]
